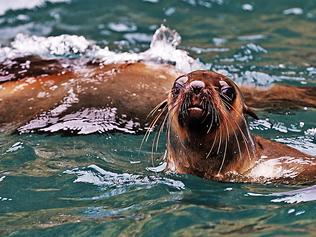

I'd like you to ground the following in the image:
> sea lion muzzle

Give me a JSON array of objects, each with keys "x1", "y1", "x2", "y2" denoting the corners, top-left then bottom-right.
[
  {"x1": 175, "y1": 77, "x2": 220, "y2": 133},
  {"x1": 189, "y1": 80, "x2": 205, "y2": 95}
]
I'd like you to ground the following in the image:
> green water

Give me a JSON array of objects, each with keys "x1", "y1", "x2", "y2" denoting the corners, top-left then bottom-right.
[{"x1": 0, "y1": 0, "x2": 316, "y2": 236}]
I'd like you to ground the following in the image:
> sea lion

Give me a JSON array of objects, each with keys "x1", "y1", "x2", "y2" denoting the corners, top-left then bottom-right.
[
  {"x1": 0, "y1": 60, "x2": 181, "y2": 134},
  {"x1": 0, "y1": 57, "x2": 316, "y2": 135},
  {"x1": 0, "y1": 57, "x2": 315, "y2": 182},
  {"x1": 164, "y1": 70, "x2": 316, "y2": 184}
]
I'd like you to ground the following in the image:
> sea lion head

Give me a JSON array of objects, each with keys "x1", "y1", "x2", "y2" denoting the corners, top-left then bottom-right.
[{"x1": 166, "y1": 70, "x2": 257, "y2": 178}]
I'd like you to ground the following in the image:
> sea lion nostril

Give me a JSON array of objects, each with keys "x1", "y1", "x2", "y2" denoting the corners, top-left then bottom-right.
[{"x1": 190, "y1": 80, "x2": 205, "y2": 95}]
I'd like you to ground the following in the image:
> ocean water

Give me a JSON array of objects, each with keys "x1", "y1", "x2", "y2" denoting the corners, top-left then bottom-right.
[{"x1": 0, "y1": 0, "x2": 316, "y2": 236}]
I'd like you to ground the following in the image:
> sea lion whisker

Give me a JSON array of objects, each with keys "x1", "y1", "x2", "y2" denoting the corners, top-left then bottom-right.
[
  {"x1": 225, "y1": 114, "x2": 243, "y2": 162},
  {"x1": 228, "y1": 118, "x2": 243, "y2": 161},
  {"x1": 148, "y1": 101, "x2": 181, "y2": 166},
  {"x1": 227, "y1": 111, "x2": 252, "y2": 162},
  {"x1": 183, "y1": 94, "x2": 191, "y2": 118},
  {"x1": 216, "y1": 108, "x2": 230, "y2": 172},
  {"x1": 160, "y1": 103, "x2": 181, "y2": 162},
  {"x1": 216, "y1": 115, "x2": 223, "y2": 155},
  {"x1": 168, "y1": 106, "x2": 187, "y2": 149},
  {"x1": 207, "y1": 113, "x2": 214, "y2": 134},
  {"x1": 242, "y1": 118, "x2": 256, "y2": 158},
  {"x1": 225, "y1": 101, "x2": 255, "y2": 150},
  {"x1": 218, "y1": 110, "x2": 241, "y2": 174},
  {"x1": 222, "y1": 99, "x2": 255, "y2": 161},
  {"x1": 235, "y1": 119, "x2": 252, "y2": 162},
  {"x1": 218, "y1": 126, "x2": 228, "y2": 175},
  {"x1": 206, "y1": 130, "x2": 218, "y2": 159},
  {"x1": 221, "y1": 100, "x2": 251, "y2": 151},
  {"x1": 149, "y1": 99, "x2": 179, "y2": 128},
  {"x1": 141, "y1": 105, "x2": 167, "y2": 145},
  {"x1": 207, "y1": 103, "x2": 217, "y2": 134},
  {"x1": 154, "y1": 105, "x2": 171, "y2": 151},
  {"x1": 150, "y1": 129, "x2": 160, "y2": 166},
  {"x1": 221, "y1": 93, "x2": 233, "y2": 103},
  {"x1": 205, "y1": 101, "x2": 220, "y2": 147},
  {"x1": 201, "y1": 100, "x2": 209, "y2": 124},
  {"x1": 146, "y1": 99, "x2": 168, "y2": 119},
  {"x1": 139, "y1": 102, "x2": 171, "y2": 156},
  {"x1": 149, "y1": 105, "x2": 168, "y2": 128}
]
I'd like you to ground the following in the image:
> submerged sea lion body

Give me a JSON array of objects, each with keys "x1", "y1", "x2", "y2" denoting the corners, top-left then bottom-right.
[
  {"x1": 166, "y1": 70, "x2": 316, "y2": 184},
  {"x1": 0, "y1": 60, "x2": 180, "y2": 134}
]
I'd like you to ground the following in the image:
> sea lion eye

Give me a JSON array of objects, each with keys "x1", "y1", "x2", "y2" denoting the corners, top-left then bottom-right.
[
  {"x1": 219, "y1": 81, "x2": 235, "y2": 103},
  {"x1": 172, "y1": 76, "x2": 188, "y2": 96},
  {"x1": 221, "y1": 86, "x2": 234, "y2": 101}
]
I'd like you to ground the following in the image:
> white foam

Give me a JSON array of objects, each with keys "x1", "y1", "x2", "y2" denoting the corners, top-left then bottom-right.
[
  {"x1": 275, "y1": 137, "x2": 316, "y2": 156},
  {"x1": 108, "y1": 22, "x2": 137, "y2": 32},
  {"x1": 91, "y1": 25, "x2": 205, "y2": 73},
  {"x1": 305, "y1": 128, "x2": 316, "y2": 137},
  {"x1": 242, "y1": 4, "x2": 253, "y2": 11},
  {"x1": 271, "y1": 185, "x2": 316, "y2": 204},
  {"x1": 6, "y1": 142, "x2": 24, "y2": 153},
  {"x1": 247, "y1": 156, "x2": 315, "y2": 180},
  {"x1": 0, "y1": 176, "x2": 5, "y2": 182},
  {"x1": 1, "y1": 33, "x2": 90, "y2": 59},
  {"x1": 283, "y1": 8, "x2": 303, "y2": 15},
  {"x1": 0, "y1": 25, "x2": 205, "y2": 73},
  {"x1": 248, "y1": 185, "x2": 316, "y2": 204},
  {"x1": 64, "y1": 164, "x2": 185, "y2": 190}
]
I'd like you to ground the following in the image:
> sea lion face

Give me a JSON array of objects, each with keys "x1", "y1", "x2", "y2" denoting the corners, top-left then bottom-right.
[
  {"x1": 166, "y1": 70, "x2": 257, "y2": 176},
  {"x1": 168, "y1": 70, "x2": 248, "y2": 144}
]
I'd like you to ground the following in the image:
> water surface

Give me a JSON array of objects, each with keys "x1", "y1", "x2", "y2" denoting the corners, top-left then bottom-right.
[{"x1": 0, "y1": 0, "x2": 316, "y2": 236}]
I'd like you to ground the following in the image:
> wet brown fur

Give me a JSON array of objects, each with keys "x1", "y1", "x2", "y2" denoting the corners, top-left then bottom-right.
[{"x1": 166, "y1": 71, "x2": 316, "y2": 184}]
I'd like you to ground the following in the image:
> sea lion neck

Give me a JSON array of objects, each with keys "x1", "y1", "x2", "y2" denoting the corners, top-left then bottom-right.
[{"x1": 167, "y1": 118, "x2": 257, "y2": 178}]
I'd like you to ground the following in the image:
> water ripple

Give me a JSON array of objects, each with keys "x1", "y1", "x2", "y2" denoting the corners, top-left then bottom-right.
[{"x1": 64, "y1": 164, "x2": 185, "y2": 190}]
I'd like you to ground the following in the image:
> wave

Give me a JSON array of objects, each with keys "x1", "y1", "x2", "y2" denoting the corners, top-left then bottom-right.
[
  {"x1": 0, "y1": 25, "x2": 205, "y2": 73},
  {"x1": 248, "y1": 185, "x2": 316, "y2": 204},
  {"x1": 64, "y1": 164, "x2": 185, "y2": 195}
]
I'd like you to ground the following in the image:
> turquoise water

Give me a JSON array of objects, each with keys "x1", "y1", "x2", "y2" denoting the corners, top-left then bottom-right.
[{"x1": 0, "y1": 0, "x2": 316, "y2": 236}]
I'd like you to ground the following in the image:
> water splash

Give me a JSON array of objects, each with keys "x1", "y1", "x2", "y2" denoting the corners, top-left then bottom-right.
[
  {"x1": 270, "y1": 185, "x2": 316, "y2": 203},
  {"x1": 19, "y1": 107, "x2": 141, "y2": 135},
  {"x1": 248, "y1": 185, "x2": 316, "y2": 204},
  {"x1": 5, "y1": 142, "x2": 24, "y2": 153},
  {"x1": 0, "y1": 34, "x2": 91, "y2": 59},
  {"x1": 64, "y1": 164, "x2": 185, "y2": 190},
  {"x1": 92, "y1": 25, "x2": 204, "y2": 72},
  {"x1": 233, "y1": 43, "x2": 267, "y2": 62},
  {"x1": 275, "y1": 137, "x2": 316, "y2": 156},
  {"x1": 0, "y1": 176, "x2": 6, "y2": 182},
  {"x1": 0, "y1": 25, "x2": 204, "y2": 73}
]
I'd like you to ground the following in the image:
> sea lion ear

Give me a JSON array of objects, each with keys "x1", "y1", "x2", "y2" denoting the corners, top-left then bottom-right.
[{"x1": 244, "y1": 105, "x2": 259, "y2": 120}]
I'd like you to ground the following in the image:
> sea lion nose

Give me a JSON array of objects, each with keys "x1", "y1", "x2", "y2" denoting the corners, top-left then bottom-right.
[{"x1": 189, "y1": 80, "x2": 205, "y2": 95}]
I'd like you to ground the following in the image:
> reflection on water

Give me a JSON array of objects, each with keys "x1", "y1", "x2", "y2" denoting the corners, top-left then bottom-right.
[
  {"x1": 271, "y1": 185, "x2": 316, "y2": 204},
  {"x1": 64, "y1": 164, "x2": 185, "y2": 190},
  {"x1": 0, "y1": 0, "x2": 316, "y2": 236}
]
